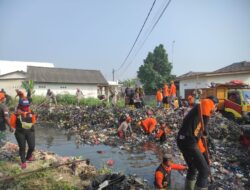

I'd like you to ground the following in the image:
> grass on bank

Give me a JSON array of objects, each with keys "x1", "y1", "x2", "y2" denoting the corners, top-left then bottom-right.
[{"x1": 0, "y1": 160, "x2": 79, "y2": 190}]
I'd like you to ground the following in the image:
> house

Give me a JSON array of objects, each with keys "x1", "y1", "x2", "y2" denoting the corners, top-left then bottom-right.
[
  {"x1": 27, "y1": 66, "x2": 108, "y2": 98},
  {"x1": 176, "y1": 61, "x2": 250, "y2": 98},
  {"x1": 0, "y1": 71, "x2": 26, "y2": 96},
  {"x1": 0, "y1": 60, "x2": 54, "y2": 75}
]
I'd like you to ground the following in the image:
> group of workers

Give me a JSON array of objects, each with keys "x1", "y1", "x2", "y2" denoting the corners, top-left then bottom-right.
[
  {"x1": 156, "y1": 80, "x2": 177, "y2": 109},
  {"x1": 117, "y1": 93, "x2": 219, "y2": 190},
  {"x1": 0, "y1": 84, "x2": 218, "y2": 189}
]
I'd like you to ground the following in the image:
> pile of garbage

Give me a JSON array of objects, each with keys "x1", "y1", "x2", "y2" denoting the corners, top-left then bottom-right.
[{"x1": 33, "y1": 105, "x2": 249, "y2": 189}]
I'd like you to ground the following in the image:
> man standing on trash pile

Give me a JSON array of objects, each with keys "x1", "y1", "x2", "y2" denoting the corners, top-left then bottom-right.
[
  {"x1": 155, "y1": 153, "x2": 187, "y2": 189},
  {"x1": 162, "y1": 83, "x2": 170, "y2": 109},
  {"x1": 169, "y1": 80, "x2": 176, "y2": 110},
  {"x1": 137, "y1": 110, "x2": 157, "y2": 135},
  {"x1": 177, "y1": 96, "x2": 218, "y2": 190},
  {"x1": 155, "y1": 120, "x2": 171, "y2": 143},
  {"x1": 156, "y1": 88, "x2": 163, "y2": 108},
  {"x1": 76, "y1": 88, "x2": 84, "y2": 105},
  {"x1": 117, "y1": 116, "x2": 133, "y2": 139}
]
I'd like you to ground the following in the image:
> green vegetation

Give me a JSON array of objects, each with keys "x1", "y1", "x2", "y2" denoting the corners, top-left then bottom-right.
[
  {"x1": 0, "y1": 160, "x2": 82, "y2": 190},
  {"x1": 137, "y1": 44, "x2": 176, "y2": 94},
  {"x1": 30, "y1": 94, "x2": 126, "y2": 107}
]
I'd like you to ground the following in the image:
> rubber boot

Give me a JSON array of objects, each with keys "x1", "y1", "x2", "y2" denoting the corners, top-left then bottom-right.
[
  {"x1": 184, "y1": 179, "x2": 196, "y2": 190},
  {"x1": 194, "y1": 185, "x2": 208, "y2": 190}
]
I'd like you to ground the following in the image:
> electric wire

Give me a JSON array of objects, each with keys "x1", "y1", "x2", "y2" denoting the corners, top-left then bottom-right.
[
  {"x1": 118, "y1": 0, "x2": 172, "y2": 79},
  {"x1": 116, "y1": 0, "x2": 157, "y2": 72}
]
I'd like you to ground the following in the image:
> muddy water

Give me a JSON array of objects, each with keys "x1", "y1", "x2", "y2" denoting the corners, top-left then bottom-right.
[{"x1": 5, "y1": 126, "x2": 185, "y2": 189}]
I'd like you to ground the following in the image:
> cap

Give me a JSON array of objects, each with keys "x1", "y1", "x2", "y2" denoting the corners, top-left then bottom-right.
[
  {"x1": 163, "y1": 154, "x2": 172, "y2": 161},
  {"x1": 207, "y1": 95, "x2": 219, "y2": 104}
]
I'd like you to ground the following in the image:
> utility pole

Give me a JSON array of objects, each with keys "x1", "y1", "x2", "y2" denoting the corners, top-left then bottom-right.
[
  {"x1": 172, "y1": 40, "x2": 175, "y2": 65},
  {"x1": 112, "y1": 69, "x2": 115, "y2": 81}
]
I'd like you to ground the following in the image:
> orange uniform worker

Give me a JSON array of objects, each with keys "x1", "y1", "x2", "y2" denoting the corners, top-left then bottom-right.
[
  {"x1": 155, "y1": 120, "x2": 171, "y2": 143},
  {"x1": 177, "y1": 96, "x2": 218, "y2": 190},
  {"x1": 155, "y1": 154, "x2": 187, "y2": 189},
  {"x1": 10, "y1": 102, "x2": 37, "y2": 169},
  {"x1": 138, "y1": 111, "x2": 157, "y2": 135},
  {"x1": 169, "y1": 81, "x2": 176, "y2": 109},
  {"x1": 188, "y1": 94, "x2": 195, "y2": 107},
  {"x1": 156, "y1": 89, "x2": 163, "y2": 108},
  {"x1": 163, "y1": 83, "x2": 170, "y2": 108},
  {"x1": 169, "y1": 81, "x2": 176, "y2": 98}
]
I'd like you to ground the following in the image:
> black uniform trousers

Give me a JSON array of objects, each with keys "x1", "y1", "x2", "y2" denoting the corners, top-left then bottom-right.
[
  {"x1": 177, "y1": 136, "x2": 209, "y2": 188},
  {"x1": 15, "y1": 128, "x2": 35, "y2": 163}
]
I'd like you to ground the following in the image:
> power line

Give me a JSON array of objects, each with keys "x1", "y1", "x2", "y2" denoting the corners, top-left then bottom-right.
[
  {"x1": 116, "y1": 0, "x2": 157, "y2": 72},
  {"x1": 118, "y1": 0, "x2": 172, "y2": 79}
]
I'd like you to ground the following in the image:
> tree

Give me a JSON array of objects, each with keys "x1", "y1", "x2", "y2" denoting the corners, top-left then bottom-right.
[
  {"x1": 137, "y1": 44, "x2": 175, "y2": 94},
  {"x1": 121, "y1": 78, "x2": 136, "y2": 87}
]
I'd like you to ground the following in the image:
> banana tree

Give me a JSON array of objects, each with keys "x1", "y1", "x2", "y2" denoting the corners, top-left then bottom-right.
[{"x1": 21, "y1": 80, "x2": 35, "y2": 97}]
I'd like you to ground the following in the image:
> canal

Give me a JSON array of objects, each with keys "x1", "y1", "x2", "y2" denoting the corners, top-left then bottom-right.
[{"x1": 5, "y1": 125, "x2": 185, "y2": 189}]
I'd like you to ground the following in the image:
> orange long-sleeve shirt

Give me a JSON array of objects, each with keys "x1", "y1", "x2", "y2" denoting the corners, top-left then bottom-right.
[
  {"x1": 155, "y1": 163, "x2": 187, "y2": 189},
  {"x1": 200, "y1": 99, "x2": 215, "y2": 117},
  {"x1": 156, "y1": 90, "x2": 163, "y2": 102},
  {"x1": 169, "y1": 84, "x2": 176, "y2": 97},
  {"x1": 163, "y1": 84, "x2": 169, "y2": 97},
  {"x1": 141, "y1": 118, "x2": 157, "y2": 134}
]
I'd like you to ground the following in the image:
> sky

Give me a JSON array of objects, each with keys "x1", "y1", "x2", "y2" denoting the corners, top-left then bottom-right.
[{"x1": 0, "y1": 0, "x2": 250, "y2": 81}]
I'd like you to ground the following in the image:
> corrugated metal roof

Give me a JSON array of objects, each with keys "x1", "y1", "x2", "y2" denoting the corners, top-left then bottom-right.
[
  {"x1": 176, "y1": 61, "x2": 250, "y2": 81},
  {"x1": 27, "y1": 66, "x2": 108, "y2": 85},
  {"x1": 213, "y1": 61, "x2": 250, "y2": 73}
]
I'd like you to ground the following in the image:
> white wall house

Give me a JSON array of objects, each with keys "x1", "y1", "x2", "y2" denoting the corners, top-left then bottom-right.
[
  {"x1": 0, "y1": 71, "x2": 26, "y2": 96},
  {"x1": 0, "y1": 60, "x2": 54, "y2": 75},
  {"x1": 27, "y1": 66, "x2": 108, "y2": 98},
  {"x1": 176, "y1": 61, "x2": 250, "y2": 98}
]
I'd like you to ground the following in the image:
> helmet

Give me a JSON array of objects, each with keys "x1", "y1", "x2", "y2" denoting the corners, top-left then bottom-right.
[
  {"x1": 163, "y1": 154, "x2": 172, "y2": 161},
  {"x1": 207, "y1": 95, "x2": 219, "y2": 104}
]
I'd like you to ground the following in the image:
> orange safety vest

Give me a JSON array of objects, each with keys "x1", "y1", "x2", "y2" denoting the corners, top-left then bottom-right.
[{"x1": 10, "y1": 112, "x2": 36, "y2": 129}]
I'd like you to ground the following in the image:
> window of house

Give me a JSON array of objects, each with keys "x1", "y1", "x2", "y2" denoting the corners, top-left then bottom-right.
[{"x1": 38, "y1": 85, "x2": 46, "y2": 88}]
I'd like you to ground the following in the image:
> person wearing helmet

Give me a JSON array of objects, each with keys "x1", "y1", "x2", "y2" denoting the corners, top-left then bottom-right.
[
  {"x1": 10, "y1": 98, "x2": 37, "y2": 169},
  {"x1": 16, "y1": 89, "x2": 30, "y2": 112},
  {"x1": 177, "y1": 96, "x2": 218, "y2": 190},
  {"x1": 155, "y1": 153, "x2": 187, "y2": 189}
]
